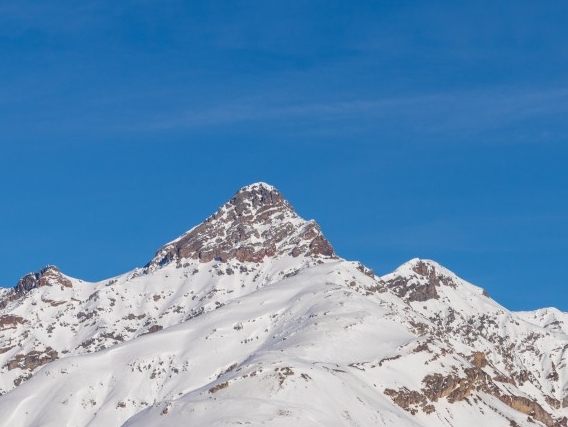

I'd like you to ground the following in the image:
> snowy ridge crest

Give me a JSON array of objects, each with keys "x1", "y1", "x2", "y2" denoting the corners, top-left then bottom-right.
[{"x1": 380, "y1": 258, "x2": 489, "y2": 303}]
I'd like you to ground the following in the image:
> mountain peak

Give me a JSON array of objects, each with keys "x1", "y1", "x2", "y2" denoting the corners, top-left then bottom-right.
[
  {"x1": 238, "y1": 181, "x2": 278, "y2": 193},
  {"x1": 146, "y1": 183, "x2": 335, "y2": 270},
  {"x1": 380, "y1": 258, "x2": 460, "y2": 302},
  {"x1": 381, "y1": 258, "x2": 491, "y2": 304},
  {"x1": 15, "y1": 265, "x2": 73, "y2": 295},
  {"x1": 401, "y1": 258, "x2": 447, "y2": 277},
  {"x1": 227, "y1": 182, "x2": 291, "y2": 218}
]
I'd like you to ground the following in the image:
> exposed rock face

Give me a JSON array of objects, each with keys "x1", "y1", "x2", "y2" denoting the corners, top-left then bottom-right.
[
  {"x1": 382, "y1": 259, "x2": 457, "y2": 302},
  {"x1": 15, "y1": 266, "x2": 72, "y2": 295},
  {"x1": 0, "y1": 266, "x2": 73, "y2": 309},
  {"x1": 0, "y1": 315, "x2": 25, "y2": 330},
  {"x1": 387, "y1": 366, "x2": 563, "y2": 427},
  {"x1": 384, "y1": 276, "x2": 439, "y2": 302},
  {"x1": 471, "y1": 351, "x2": 488, "y2": 369},
  {"x1": 5, "y1": 347, "x2": 59, "y2": 372},
  {"x1": 146, "y1": 183, "x2": 335, "y2": 270}
]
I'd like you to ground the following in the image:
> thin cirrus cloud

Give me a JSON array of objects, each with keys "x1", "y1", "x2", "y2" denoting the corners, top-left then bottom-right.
[{"x1": 145, "y1": 85, "x2": 568, "y2": 142}]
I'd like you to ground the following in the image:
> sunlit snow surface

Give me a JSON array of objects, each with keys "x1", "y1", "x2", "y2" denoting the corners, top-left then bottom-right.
[{"x1": 1, "y1": 254, "x2": 568, "y2": 426}]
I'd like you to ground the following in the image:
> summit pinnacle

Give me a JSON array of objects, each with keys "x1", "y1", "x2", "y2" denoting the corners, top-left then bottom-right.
[{"x1": 146, "y1": 183, "x2": 335, "y2": 270}]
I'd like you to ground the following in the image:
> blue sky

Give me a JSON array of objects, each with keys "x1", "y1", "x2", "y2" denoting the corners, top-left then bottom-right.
[{"x1": 1, "y1": 1, "x2": 567, "y2": 311}]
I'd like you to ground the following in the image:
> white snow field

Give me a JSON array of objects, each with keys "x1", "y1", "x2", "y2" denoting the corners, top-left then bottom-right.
[{"x1": 1, "y1": 183, "x2": 567, "y2": 426}]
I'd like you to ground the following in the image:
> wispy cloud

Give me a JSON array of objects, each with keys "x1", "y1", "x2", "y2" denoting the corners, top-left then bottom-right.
[{"x1": 142, "y1": 85, "x2": 568, "y2": 142}]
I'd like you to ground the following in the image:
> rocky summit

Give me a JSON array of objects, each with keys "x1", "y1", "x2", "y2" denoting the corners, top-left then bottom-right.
[
  {"x1": 1, "y1": 183, "x2": 567, "y2": 427},
  {"x1": 145, "y1": 182, "x2": 335, "y2": 270}
]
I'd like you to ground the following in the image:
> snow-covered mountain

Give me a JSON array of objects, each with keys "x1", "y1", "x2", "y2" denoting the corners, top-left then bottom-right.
[{"x1": 1, "y1": 182, "x2": 567, "y2": 427}]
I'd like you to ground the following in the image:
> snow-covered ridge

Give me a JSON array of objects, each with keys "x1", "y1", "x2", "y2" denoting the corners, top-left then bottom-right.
[
  {"x1": 516, "y1": 307, "x2": 568, "y2": 335},
  {"x1": 380, "y1": 257, "x2": 491, "y2": 304},
  {"x1": 1, "y1": 183, "x2": 568, "y2": 427}
]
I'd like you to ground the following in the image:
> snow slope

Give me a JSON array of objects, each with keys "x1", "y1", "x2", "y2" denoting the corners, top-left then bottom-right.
[{"x1": 1, "y1": 183, "x2": 567, "y2": 427}]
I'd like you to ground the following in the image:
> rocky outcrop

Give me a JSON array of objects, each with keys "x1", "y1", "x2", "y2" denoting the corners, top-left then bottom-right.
[
  {"x1": 384, "y1": 275, "x2": 439, "y2": 302},
  {"x1": 471, "y1": 351, "x2": 488, "y2": 369},
  {"x1": 500, "y1": 395, "x2": 556, "y2": 427},
  {"x1": 383, "y1": 259, "x2": 459, "y2": 302},
  {"x1": 146, "y1": 183, "x2": 335, "y2": 270},
  {"x1": 5, "y1": 347, "x2": 59, "y2": 372},
  {"x1": 383, "y1": 387, "x2": 429, "y2": 415},
  {"x1": 386, "y1": 364, "x2": 563, "y2": 427},
  {"x1": 411, "y1": 260, "x2": 455, "y2": 286},
  {"x1": 15, "y1": 266, "x2": 72, "y2": 295},
  {"x1": 0, "y1": 266, "x2": 72, "y2": 309},
  {"x1": 0, "y1": 315, "x2": 26, "y2": 330}
]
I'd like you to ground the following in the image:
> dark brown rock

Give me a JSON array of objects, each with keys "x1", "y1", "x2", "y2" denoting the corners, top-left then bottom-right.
[
  {"x1": 384, "y1": 388, "x2": 428, "y2": 415},
  {"x1": 387, "y1": 365, "x2": 561, "y2": 427},
  {"x1": 0, "y1": 315, "x2": 26, "y2": 330},
  {"x1": 209, "y1": 381, "x2": 229, "y2": 393},
  {"x1": 147, "y1": 324, "x2": 163, "y2": 333},
  {"x1": 412, "y1": 260, "x2": 457, "y2": 288},
  {"x1": 384, "y1": 276, "x2": 439, "y2": 302},
  {"x1": 499, "y1": 395, "x2": 555, "y2": 427},
  {"x1": 15, "y1": 266, "x2": 72, "y2": 295},
  {"x1": 0, "y1": 266, "x2": 73, "y2": 309},
  {"x1": 145, "y1": 183, "x2": 336, "y2": 270},
  {"x1": 6, "y1": 347, "x2": 58, "y2": 371},
  {"x1": 383, "y1": 260, "x2": 461, "y2": 302}
]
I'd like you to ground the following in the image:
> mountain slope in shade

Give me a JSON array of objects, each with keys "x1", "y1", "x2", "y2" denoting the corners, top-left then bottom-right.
[{"x1": 1, "y1": 182, "x2": 567, "y2": 427}]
